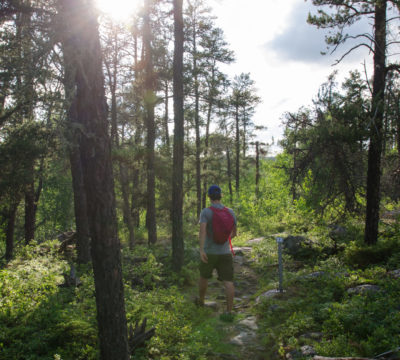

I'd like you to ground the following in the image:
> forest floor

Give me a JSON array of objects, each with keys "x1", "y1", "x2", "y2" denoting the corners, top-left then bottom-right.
[{"x1": 193, "y1": 243, "x2": 269, "y2": 360}]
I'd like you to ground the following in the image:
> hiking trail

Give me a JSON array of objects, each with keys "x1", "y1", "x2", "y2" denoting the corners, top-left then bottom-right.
[{"x1": 201, "y1": 241, "x2": 268, "y2": 360}]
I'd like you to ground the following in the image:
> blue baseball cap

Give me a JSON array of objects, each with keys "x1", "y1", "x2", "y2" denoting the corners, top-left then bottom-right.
[{"x1": 208, "y1": 185, "x2": 221, "y2": 196}]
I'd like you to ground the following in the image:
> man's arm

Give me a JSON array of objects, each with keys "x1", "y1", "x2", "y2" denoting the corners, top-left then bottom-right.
[
  {"x1": 231, "y1": 225, "x2": 237, "y2": 239},
  {"x1": 199, "y1": 222, "x2": 208, "y2": 263}
]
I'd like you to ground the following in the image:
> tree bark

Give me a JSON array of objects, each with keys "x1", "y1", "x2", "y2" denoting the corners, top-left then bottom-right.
[
  {"x1": 5, "y1": 202, "x2": 18, "y2": 261},
  {"x1": 172, "y1": 0, "x2": 185, "y2": 272},
  {"x1": 120, "y1": 163, "x2": 135, "y2": 249},
  {"x1": 63, "y1": 33, "x2": 91, "y2": 264},
  {"x1": 202, "y1": 69, "x2": 215, "y2": 209},
  {"x1": 24, "y1": 168, "x2": 35, "y2": 244},
  {"x1": 69, "y1": 148, "x2": 91, "y2": 263},
  {"x1": 58, "y1": 1, "x2": 129, "y2": 358},
  {"x1": 364, "y1": 0, "x2": 387, "y2": 245},
  {"x1": 227, "y1": 146, "x2": 233, "y2": 203},
  {"x1": 164, "y1": 80, "x2": 170, "y2": 151},
  {"x1": 143, "y1": 0, "x2": 157, "y2": 245},
  {"x1": 192, "y1": 23, "x2": 202, "y2": 218},
  {"x1": 105, "y1": 31, "x2": 136, "y2": 249},
  {"x1": 255, "y1": 141, "x2": 260, "y2": 197},
  {"x1": 235, "y1": 102, "x2": 240, "y2": 193}
]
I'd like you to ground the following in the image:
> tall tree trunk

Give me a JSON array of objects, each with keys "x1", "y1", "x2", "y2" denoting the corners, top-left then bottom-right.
[
  {"x1": 143, "y1": 0, "x2": 157, "y2": 245},
  {"x1": 202, "y1": 71, "x2": 215, "y2": 209},
  {"x1": 63, "y1": 37, "x2": 91, "y2": 264},
  {"x1": 105, "y1": 32, "x2": 136, "y2": 249},
  {"x1": 193, "y1": 28, "x2": 202, "y2": 218},
  {"x1": 59, "y1": 1, "x2": 129, "y2": 358},
  {"x1": 255, "y1": 141, "x2": 260, "y2": 197},
  {"x1": 364, "y1": 0, "x2": 387, "y2": 245},
  {"x1": 24, "y1": 168, "x2": 35, "y2": 244},
  {"x1": 120, "y1": 163, "x2": 135, "y2": 249},
  {"x1": 227, "y1": 146, "x2": 233, "y2": 203},
  {"x1": 5, "y1": 201, "x2": 18, "y2": 261},
  {"x1": 70, "y1": 149, "x2": 91, "y2": 263},
  {"x1": 172, "y1": 0, "x2": 185, "y2": 272},
  {"x1": 164, "y1": 80, "x2": 170, "y2": 151},
  {"x1": 131, "y1": 27, "x2": 141, "y2": 229},
  {"x1": 235, "y1": 103, "x2": 240, "y2": 193}
]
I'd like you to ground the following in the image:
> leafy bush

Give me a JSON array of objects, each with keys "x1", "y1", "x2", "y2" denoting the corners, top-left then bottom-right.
[{"x1": 344, "y1": 237, "x2": 400, "y2": 269}]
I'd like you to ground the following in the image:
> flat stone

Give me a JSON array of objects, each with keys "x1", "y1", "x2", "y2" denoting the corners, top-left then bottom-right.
[
  {"x1": 302, "y1": 271, "x2": 325, "y2": 279},
  {"x1": 301, "y1": 345, "x2": 316, "y2": 356},
  {"x1": 204, "y1": 301, "x2": 218, "y2": 310},
  {"x1": 233, "y1": 247, "x2": 252, "y2": 255},
  {"x1": 247, "y1": 237, "x2": 265, "y2": 244},
  {"x1": 300, "y1": 332, "x2": 323, "y2": 340},
  {"x1": 389, "y1": 269, "x2": 400, "y2": 278},
  {"x1": 230, "y1": 331, "x2": 257, "y2": 346},
  {"x1": 347, "y1": 284, "x2": 380, "y2": 295},
  {"x1": 256, "y1": 289, "x2": 284, "y2": 304},
  {"x1": 238, "y1": 316, "x2": 258, "y2": 331},
  {"x1": 233, "y1": 255, "x2": 245, "y2": 265}
]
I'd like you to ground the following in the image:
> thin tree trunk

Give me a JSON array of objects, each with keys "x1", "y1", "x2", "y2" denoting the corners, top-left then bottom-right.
[
  {"x1": 227, "y1": 146, "x2": 233, "y2": 203},
  {"x1": 131, "y1": 27, "x2": 141, "y2": 229},
  {"x1": 24, "y1": 168, "x2": 35, "y2": 244},
  {"x1": 255, "y1": 141, "x2": 260, "y2": 197},
  {"x1": 172, "y1": 0, "x2": 185, "y2": 272},
  {"x1": 193, "y1": 30, "x2": 202, "y2": 218},
  {"x1": 202, "y1": 71, "x2": 214, "y2": 209},
  {"x1": 164, "y1": 80, "x2": 170, "y2": 151},
  {"x1": 105, "y1": 33, "x2": 136, "y2": 249},
  {"x1": 5, "y1": 202, "x2": 18, "y2": 261},
  {"x1": 235, "y1": 103, "x2": 240, "y2": 193},
  {"x1": 120, "y1": 163, "x2": 135, "y2": 249},
  {"x1": 143, "y1": 0, "x2": 157, "y2": 245},
  {"x1": 59, "y1": 1, "x2": 129, "y2": 358},
  {"x1": 364, "y1": 0, "x2": 387, "y2": 245}
]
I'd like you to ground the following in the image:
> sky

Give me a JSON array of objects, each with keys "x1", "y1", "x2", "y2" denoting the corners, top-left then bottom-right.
[
  {"x1": 209, "y1": 0, "x2": 373, "y2": 154},
  {"x1": 96, "y1": 0, "x2": 375, "y2": 155}
]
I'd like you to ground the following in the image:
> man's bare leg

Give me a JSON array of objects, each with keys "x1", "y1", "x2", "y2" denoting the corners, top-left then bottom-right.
[
  {"x1": 223, "y1": 281, "x2": 235, "y2": 313},
  {"x1": 199, "y1": 277, "x2": 208, "y2": 305}
]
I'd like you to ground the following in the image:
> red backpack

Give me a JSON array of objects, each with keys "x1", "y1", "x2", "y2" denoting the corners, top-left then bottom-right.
[{"x1": 209, "y1": 207, "x2": 235, "y2": 244}]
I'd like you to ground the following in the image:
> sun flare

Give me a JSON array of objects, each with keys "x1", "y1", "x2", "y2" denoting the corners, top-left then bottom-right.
[{"x1": 95, "y1": 0, "x2": 142, "y2": 21}]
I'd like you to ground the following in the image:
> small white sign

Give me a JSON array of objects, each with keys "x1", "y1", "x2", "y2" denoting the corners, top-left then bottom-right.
[{"x1": 276, "y1": 237, "x2": 284, "y2": 244}]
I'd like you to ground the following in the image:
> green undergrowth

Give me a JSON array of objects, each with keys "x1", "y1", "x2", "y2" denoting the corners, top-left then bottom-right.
[
  {"x1": 0, "y1": 240, "x2": 237, "y2": 360},
  {"x1": 252, "y1": 220, "x2": 400, "y2": 359}
]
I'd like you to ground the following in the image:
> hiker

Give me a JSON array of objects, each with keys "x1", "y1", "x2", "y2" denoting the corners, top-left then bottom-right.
[{"x1": 198, "y1": 185, "x2": 237, "y2": 319}]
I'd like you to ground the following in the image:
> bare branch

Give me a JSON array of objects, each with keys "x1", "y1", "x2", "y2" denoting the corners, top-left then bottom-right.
[
  {"x1": 363, "y1": 60, "x2": 373, "y2": 96},
  {"x1": 332, "y1": 43, "x2": 374, "y2": 65}
]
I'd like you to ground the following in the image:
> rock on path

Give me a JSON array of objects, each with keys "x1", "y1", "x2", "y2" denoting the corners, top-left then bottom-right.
[{"x1": 204, "y1": 244, "x2": 266, "y2": 359}]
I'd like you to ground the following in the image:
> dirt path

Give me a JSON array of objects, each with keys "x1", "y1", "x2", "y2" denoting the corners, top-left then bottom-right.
[{"x1": 203, "y1": 246, "x2": 267, "y2": 360}]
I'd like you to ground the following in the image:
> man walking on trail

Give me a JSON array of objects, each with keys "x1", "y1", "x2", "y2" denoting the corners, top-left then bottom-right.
[{"x1": 198, "y1": 185, "x2": 237, "y2": 320}]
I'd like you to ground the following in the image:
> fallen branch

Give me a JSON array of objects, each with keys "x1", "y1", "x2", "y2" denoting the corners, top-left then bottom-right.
[{"x1": 128, "y1": 318, "x2": 156, "y2": 353}]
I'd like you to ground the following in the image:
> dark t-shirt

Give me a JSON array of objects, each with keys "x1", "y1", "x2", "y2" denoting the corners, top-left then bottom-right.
[{"x1": 199, "y1": 203, "x2": 236, "y2": 255}]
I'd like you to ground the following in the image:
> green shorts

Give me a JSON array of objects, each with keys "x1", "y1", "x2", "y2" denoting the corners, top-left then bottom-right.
[{"x1": 199, "y1": 254, "x2": 233, "y2": 282}]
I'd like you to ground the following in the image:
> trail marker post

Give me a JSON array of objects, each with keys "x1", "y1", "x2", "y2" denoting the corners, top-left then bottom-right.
[{"x1": 276, "y1": 237, "x2": 284, "y2": 292}]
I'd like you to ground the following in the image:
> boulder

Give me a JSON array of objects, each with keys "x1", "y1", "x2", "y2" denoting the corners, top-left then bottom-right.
[
  {"x1": 388, "y1": 269, "x2": 400, "y2": 278},
  {"x1": 347, "y1": 284, "x2": 380, "y2": 295},
  {"x1": 283, "y1": 235, "x2": 316, "y2": 260},
  {"x1": 238, "y1": 316, "x2": 258, "y2": 331},
  {"x1": 256, "y1": 289, "x2": 284, "y2": 304},
  {"x1": 230, "y1": 330, "x2": 257, "y2": 346},
  {"x1": 328, "y1": 225, "x2": 347, "y2": 239},
  {"x1": 301, "y1": 345, "x2": 316, "y2": 356}
]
